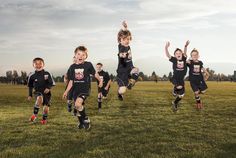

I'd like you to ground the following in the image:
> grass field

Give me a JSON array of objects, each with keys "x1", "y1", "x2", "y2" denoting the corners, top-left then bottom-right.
[{"x1": 0, "y1": 82, "x2": 236, "y2": 158}]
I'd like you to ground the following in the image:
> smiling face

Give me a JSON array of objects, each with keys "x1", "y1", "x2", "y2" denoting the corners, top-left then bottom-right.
[
  {"x1": 191, "y1": 51, "x2": 199, "y2": 61},
  {"x1": 75, "y1": 50, "x2": 87, "y2": 64},
  {"x1": 33, "y1": 59, "x2": 44, "y2": 71},
  {"x1": 174, "y1": 49, "x2": 183, "y2": 60}
]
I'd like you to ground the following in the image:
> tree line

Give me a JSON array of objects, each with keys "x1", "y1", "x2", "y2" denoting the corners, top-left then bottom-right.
[{"x1": 0, "y1": 68, "x2": 235, "y2": 84}]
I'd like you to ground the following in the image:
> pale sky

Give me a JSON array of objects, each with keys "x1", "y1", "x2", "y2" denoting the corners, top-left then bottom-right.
[{"x1": 0, "y1": 0, "x2": 236, "y2": 76}]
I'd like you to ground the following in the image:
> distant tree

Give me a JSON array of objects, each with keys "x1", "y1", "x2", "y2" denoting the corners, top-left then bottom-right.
[
  {"x1": 168, "y1": 72, "x2": 173, "y2": 82},
  {"x1": 6, "y1": 70, "x2": 13, "y2": 84}
]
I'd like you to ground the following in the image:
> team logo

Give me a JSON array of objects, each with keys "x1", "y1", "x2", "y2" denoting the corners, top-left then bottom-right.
[
  {"x1": 193, "y1": 65, "x2": 200, "y2": 73},
  {"x1": 75, "y1": 69, "x2": 84, "y2": 80},
  {"x1": 177, "y1": 61, "x2": 184, "y2": 69},
  {"x1": 44, "y1": 75, "x2": 49, "y2": 80}
]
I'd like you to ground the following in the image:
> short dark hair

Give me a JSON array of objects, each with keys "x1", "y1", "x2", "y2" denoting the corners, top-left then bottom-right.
[
  {"x1": 33, "y1": 57, "x2": 44, "y2": 64},
  {"x1": 96, "y1": 63, "x2": 103, "y2": 66},
  {"x1": 174, "y1": 48, "x2": 183, "y2": 55},
  {"x1": 74, "y1": 45, "x2": 88, "y2": 58},
  {"x1": 117, "y1": 29, "x2": 132, "y2": 43}
]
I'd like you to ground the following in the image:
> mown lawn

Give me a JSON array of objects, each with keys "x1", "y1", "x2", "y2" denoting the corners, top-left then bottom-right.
[{"x1": 0, "y1": 82, "x2": 235, "y2": 158}]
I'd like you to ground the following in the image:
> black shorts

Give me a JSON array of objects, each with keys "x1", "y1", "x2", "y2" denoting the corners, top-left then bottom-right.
[
  {"x1": 171, "y1": 77, "x2": 185, "y2": 87},
  {"x1": 98, "y1": 87, "x2": 110, "y2": 97},
  {"x1": 116, "y1": 68, "x2": 132, "y2": 87},
  {"x1": 34, "y1": 92, "x2": 51, "y2": 106},
  {"x1": 190, "y1": 80, "x2": 208, "y2": 93},
  {"x1": 73, "y1": 91, "x2": 89, "y2": 102}
]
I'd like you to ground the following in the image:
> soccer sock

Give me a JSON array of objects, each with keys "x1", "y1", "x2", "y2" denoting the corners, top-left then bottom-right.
[
  {"x1": 131, "y1": 72, "x2": 139, "y2": 81},
  {"x1": 42, "y1": 107, "x2": 48, "y2": 120},
  {"x1": 98, "y1": 96, "x2": 102, "y2": 109},
  {"x1": 33, "y1": 104, "x2": 39, "y2": 116},
  {"x1": 195, "y1": 96, "x2": 201, "y2": 103},
  {"x1": 78, "y1": 106, "x2": 86, "y2": 124},
  {"x1": 174, "y1": 96, "x2": 182, "y2": 104},
  {"x1": 67, "y1": 100, "x2": 73, "y2": 108}
]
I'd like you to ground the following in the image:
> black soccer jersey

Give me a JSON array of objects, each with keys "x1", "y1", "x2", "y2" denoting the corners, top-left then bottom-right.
[
  {"x1": 187, "y1": 60, "x2": 204, "y2": 81},
  {"x1": 67, "y1": 62, "x2": 95, "y2": 94},
  {"x1": 96, "y1": 70, "x2": 110, "y2": 87},
  {"x1": 117, "y1": 43, "x2": 134, "y2": 70},
  {"x1": 169, "y1": 56, "x2": 187, "y2": 80},
  {"x1": 27, "y1": 70, "x2": 55, "y2": 97}
]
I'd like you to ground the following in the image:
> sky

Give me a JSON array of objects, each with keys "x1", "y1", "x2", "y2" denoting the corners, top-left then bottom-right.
[{"x1": 0, "y1": 0, "x2": 236, "y2": 76}]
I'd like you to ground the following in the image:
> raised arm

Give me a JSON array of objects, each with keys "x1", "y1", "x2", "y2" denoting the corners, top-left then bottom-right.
[
  {"x1": 165, "y1": 42, "x2": 171, "y2": 59},
  {"x1": 184, "y1": 40, "x2": 190, "y2": 57}
]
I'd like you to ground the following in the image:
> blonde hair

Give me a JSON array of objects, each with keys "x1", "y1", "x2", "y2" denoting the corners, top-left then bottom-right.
[
  {"x1": 117, "y1": 29, "x2": 132, "y2": 43},
  {"x1": 190, "y1": 48, "x2": 199, "y2": 56}
]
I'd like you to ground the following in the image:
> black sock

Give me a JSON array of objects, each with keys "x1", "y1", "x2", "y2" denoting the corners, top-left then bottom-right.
[
  {"x1": 78, "y1": 107, "x2": 86, "y2": 123},
  {"x1": 42, "y1": 113, "x2": 48, "y2": 120},
  {"x1": 174, "y1": 96, "x2": 182, "y2": 104},
  {"x1": 98, "y1": 102, "x2": 102, "y2": 109},
  {"x1": 98, "y1": 97, "x2": 102, "y2": 109},
  {"x1": 195, "y1": 96, "x2": 201, "y2": 103},
  {"x1": 33, "y1": 105, "x2": 39, "y2": 115}
]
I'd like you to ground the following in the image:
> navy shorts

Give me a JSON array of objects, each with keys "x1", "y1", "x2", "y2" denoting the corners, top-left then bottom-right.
[
  {"x1": 34, "y1": 91, "x2": 51, "y2": 106},
  {"x1": 116, "y1": 67, "x2": 132, "y2": 87},
  {"x1": 190, "y1": 80, "x2": 208, "y2": 93},
  {"x1": 171, "y1": 78, "x2": 185, "y2": 96}
]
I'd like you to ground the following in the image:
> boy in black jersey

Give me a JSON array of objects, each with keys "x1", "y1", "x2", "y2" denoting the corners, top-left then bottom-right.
[
  {"x1": 27, "y1": 57, "x2": 55, "y2": 124},
  {"x1": 64, "y1": 56, "x2": 76, "y2": 113},
  {"x1": 116, "y1": 21, "x2": 139, "y2": 101},
  {"x1": 63, "y1": 46, "x2": 102, "y2": 130},
  {"x1": 165, "y1": 41, "x2": 189, "y2": 111},
  {"x1": 187, "y1": 49, "x2": 209, "y2": 109},
  {"x1": 96, "y1": 63, "x2": 112, "y2": 111}
]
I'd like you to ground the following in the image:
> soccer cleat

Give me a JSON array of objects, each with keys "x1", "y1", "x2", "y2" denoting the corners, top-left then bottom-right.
[
  {"x1": 83, "y1": 117, "x2": 91, "y2": 130},
  {"x1": 77, "y1": 123, "x2": 85, "y2": 129},
  {"x1": 29, "y1": 114, "x2": 37, "y2": 122},
  {"x1": 172, "y1": 101, "x2": 178, "y2": 112},
  {"x1": 118, "y1": 93, "x2": 123, "y2": 101},
  {"x1": 40, "y1": 119, "x2": 47, "y2": 125},
  {"x1": 127, "y1": 83, "x2": 132, "y2": 90}
]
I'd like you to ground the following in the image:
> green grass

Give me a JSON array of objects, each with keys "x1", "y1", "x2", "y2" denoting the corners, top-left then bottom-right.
[{"x1": 0, "y1": 82, "x2": 236, "y2": 158}]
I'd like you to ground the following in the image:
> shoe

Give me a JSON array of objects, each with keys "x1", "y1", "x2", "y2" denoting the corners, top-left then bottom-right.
[
  {"x1": 40, "y1": 119, "x2": 47, "y2": 125},
  {"x1": 118, "y1": 94, "x2": 123, "y2": 101},
  {"x1": 30, "y1": 114, "x2": 37, "y2": 122}
]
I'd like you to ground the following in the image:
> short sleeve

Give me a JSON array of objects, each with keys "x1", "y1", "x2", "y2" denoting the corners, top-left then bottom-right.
[
  {"x1": 67, "y1": 65, "x2": 74, "y2": 81},
  {"x1": 88, "y1": 62, "x2": 96, "y2": 76},
  {"x1": 169, "y1": 56, "x2": 176, "y2": 63}
]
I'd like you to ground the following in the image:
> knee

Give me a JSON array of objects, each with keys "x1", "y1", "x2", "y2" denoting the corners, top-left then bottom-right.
[
  {"x1": 75, "y1": 97, "x2": 83, "y2": 108},
  {"x1": 37, "y1": 96, "x2": 43, "y2": 105},
  {"x1": 131, "y1": 67, "x2": 139, "y2": 75},
  {"x1": 201, "y1": 90, "x2": 206, "y2": 94},
  {"x1": 118, "y1": 86, "x2": 126, "y2": 94}
]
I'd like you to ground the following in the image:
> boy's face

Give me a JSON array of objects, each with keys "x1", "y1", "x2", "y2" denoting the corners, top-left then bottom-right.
[
  {"x1": 33, "y1": 60, "x2": 44, "y2": 71},
  {"x1": 174, "y1": 50, "x2": 183, "y2": 60},
  {"x1": 191, "y1": 51, "x2": 199, "y2": 61},
  {"x1": 75, "y1": 50, "x2": 87, "y2": 64},
  {"x1": 96, "y1": 65, "x2": 102, "y2": 72},
  {"x1": 120, "y1": 36, "x2": 131, "y2": 46}
]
